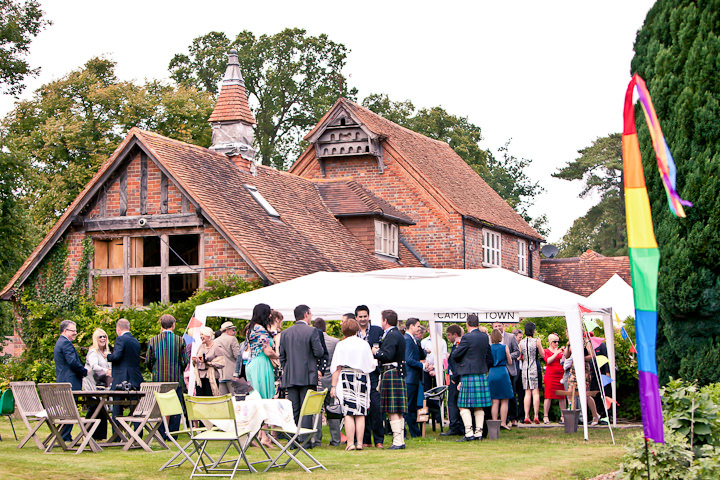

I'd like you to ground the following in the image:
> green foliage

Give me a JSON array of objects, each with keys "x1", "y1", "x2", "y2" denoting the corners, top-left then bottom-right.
[
  {"x1": 619, "y1": 427, "x2": 694, "y2": 480},
  {"x1": 169, "y1": 28, "x2": 357, "y2": 170},
  {"x1": 362, "y1": 94, "x2": 546, "y2": 234},
  {"x1": 631, "y1": 0, "x2": 720, "y2": 384},
  {"x1": 662, "y1": 378, "x2": 720, "y2": 451},
  {"x1": 0, "y1": 0, "x2": 50, "y2": 95},
  {"x1": 554, "y1": 133, "x2": 627, "y2": 257}
]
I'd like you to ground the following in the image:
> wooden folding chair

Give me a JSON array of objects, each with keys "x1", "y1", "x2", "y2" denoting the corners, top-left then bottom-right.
[
  {"x1": 116, "y1": 382, "x2": 177, "y2": 452},
  {"x1": 264, "y1": 389, "x2": 328, "y2": 473},
  {"x1": 184, "y1": 394, "x2": 258, "y2": 478},
  {"x1": 9, "y1": 381, "x2": 49, "y2": 449},
  {"x1": 37, "y1": 383, "x2": 102, "y2": 454},
  {"x1": 154, "y1": 390, "x2": 215, "y2": 471}
]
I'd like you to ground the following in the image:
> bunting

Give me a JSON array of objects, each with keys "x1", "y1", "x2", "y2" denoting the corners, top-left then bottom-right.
[{"x1": 622, "y1": 74, "x2": 692, "y2": 444}]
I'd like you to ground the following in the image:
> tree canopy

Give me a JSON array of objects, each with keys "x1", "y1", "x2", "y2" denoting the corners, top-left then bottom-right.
[
  {"x1": 0, "y1": 0, "x2": 49, "y2": 95},
  {"x1": 169, "y1": 28, "x2": 357, "y2": 170},
  {"x1": 631, "y1": 0, "x2": 720, "y2": 384},
  {"x1": 554, "y1": 133, "x2": 627, "y2": 257}
]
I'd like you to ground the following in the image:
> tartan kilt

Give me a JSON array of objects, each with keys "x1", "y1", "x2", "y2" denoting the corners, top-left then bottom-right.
[
  {"x1": 458, "y1": 373, "x2": 491, "y2": 408},
  {"x1": 380, "y1": 368, "x2": 407, "y2": 414}
]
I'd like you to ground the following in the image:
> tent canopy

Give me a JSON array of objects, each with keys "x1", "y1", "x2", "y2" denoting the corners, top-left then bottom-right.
[
  {"x1": 193, "y1": 267, "x2": 605, "y2": 324},
  {"x1": 587, "y1": 273, "x2": 635, "y2": 323}
]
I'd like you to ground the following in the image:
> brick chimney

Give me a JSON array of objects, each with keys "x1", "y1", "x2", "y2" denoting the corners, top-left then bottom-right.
[{"x1": 209, "y1": 49, "x2": 258, "y2": 174}]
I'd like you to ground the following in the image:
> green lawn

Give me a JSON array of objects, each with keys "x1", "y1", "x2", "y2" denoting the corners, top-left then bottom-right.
[{"x1": 0, "y1": 421, "x2": 634, "y2": 480}]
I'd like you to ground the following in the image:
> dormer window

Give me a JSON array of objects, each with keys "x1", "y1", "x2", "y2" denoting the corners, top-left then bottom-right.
[
  {"x1": 374, "y1": 219, "x2": 398, "y2": 258},
  {"x1": 245, "y1": 185, "x2": 279, "y2": 217}
]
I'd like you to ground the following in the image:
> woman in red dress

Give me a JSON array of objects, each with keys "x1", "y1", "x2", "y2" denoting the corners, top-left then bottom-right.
[{"x1": 543, "y1": 333, "x2": 567, "y2": 423}]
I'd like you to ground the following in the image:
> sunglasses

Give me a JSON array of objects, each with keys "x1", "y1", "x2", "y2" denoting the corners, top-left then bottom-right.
[
  {"x1": 98, "y1": 335, "x2": 107, "y2": 339},
  {"x1": 551, "y1": 340, "x2": 559, "y2": 343}
]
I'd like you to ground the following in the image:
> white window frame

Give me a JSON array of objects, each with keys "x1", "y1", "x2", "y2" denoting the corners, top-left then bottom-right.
[
  {"x1": 518, "y1": 239, "x2": 528, "y2": 275},
  {"x1": 482, "y1": 229, "x2": 502, "y2": 267},
  {"x1": 374, "y1": 219, "x2": 398, "y2": 258}
]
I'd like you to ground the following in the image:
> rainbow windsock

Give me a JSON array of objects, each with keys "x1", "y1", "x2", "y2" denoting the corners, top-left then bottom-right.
[{"x1": 622, "y1": 74, "x2": 692, "y2": 444}]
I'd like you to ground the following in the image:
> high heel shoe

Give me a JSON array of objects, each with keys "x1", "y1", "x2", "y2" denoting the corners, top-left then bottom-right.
[
  {"x1": 533, "y1": 417, "x2": 540, "y2": 424},
  {"x1": 523, "y1": 417, "x2": 532, "y2": 424},
  {"x1": 543, "y1": 416, "x2": 550, "y2": 424}
]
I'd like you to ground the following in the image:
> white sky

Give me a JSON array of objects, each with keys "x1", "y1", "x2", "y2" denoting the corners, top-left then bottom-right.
[{"x1": 1, "y1": 0, "x2": 656, "y2": 243}]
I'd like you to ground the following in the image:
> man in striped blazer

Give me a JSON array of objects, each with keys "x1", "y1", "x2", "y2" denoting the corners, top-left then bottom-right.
[{"x1": 146, "y1": 314, "x2": 187, "y2": 436}]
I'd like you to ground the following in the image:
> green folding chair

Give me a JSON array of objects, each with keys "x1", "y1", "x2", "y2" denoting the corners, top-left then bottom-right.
[
  {"x1": 154, "y1": 390, "x2": 215, "y2": 471},
  {"x1": 183, "y1": 394, "x2": 260, "y2": 478},
  {"x1": 1, "y1": 389, "x2": 18, "y2": 441},
  {"x1": 264, "y1": 389, "x2": 328, "y2": 473}
]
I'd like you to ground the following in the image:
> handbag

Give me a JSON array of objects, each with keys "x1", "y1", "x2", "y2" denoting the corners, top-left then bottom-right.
[{"x1": 326, "y1": 398, "x2": 344, "y2": 419}]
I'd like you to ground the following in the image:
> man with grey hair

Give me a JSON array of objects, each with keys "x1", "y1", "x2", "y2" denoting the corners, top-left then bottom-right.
[
  {"x1": 54, "y1": 320, "x2": 88, "y2": 441},
  {"x1": 108, "y1": 318, "x2": 142, "y2": 417}
]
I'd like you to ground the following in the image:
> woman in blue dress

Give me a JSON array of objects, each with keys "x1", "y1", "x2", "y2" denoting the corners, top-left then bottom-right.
[{"x1": 488, "y1": 328, "x2": 514, "y2": 430}]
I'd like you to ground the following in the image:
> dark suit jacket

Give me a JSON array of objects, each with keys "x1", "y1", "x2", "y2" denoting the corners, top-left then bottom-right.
[
  {"x1": 54, "y1": 335, "x2": 87, "y2": 390},
  {"x1": 447, "y1": 341, "x2": 461, "y2": 383},
  {"x1": 279, "y1": 321, "x2": 324, "y2": 388},
  {"x1": 449, "y1": 329, "x2": 493, "y2": 377},
  {"x1": 362, "y1": 325, "x2": 384, "y2": 382},
  {"x1": 404, "y1": 333, "x2": 426, "y2": 385},
  {"x1": 108, "y1": 332, "x2": 143, "y2": 389},
  {"x1": 375, "y1": 327, "x2": 405, "y2": 365}
]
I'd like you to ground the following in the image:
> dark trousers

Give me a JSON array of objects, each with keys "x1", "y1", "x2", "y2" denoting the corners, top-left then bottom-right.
[
  {"x1": 60, "y1": 424, "x2": 73, "y2": 442},
  {"x1": 514, "y1": 373, "x2": 525, "y2": 420},
  {"x1": 447, "y1": 380, "x2": 463, "y2": 434},
  {"x1": 363, "y1": 372, "x2": 384, "y2": 445},
  {"x1": 85, "y1": 401, "x2": 107, "y2": 440},
  {"x1": 287, "y1": 385, "x2": 313, "y2": 443},
  {"x1": 405, "y1": 382, "x2": 421, "y2": 437}
]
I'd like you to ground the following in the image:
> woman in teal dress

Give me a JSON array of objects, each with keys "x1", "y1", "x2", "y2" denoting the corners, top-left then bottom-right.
[
  {"x1": 488, "y1": 328, "x2": 514, "y2": 430},
  {"x1": 245, "y1": 303, "x2": 278, "y2": 400}
]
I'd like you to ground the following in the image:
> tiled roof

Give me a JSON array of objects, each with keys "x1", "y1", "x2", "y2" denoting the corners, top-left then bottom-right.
[
  {"x1": 539, "y1": 250, "x2": 631, "y2": 297},
  {"x1": 135, "y1": 130, "x2": 390, "y2": 283},
  {"x1": 315, "y1": 180, "x2": 415, "y2": 225},
  {"x1": 301, "y1": 99, "x2": 543, "y2": 241},
  {"x1": 208, "y1": 84, "x2": 256, "y2": 125}
]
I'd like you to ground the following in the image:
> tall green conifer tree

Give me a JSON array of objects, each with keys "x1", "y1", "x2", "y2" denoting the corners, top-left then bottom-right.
[{"x1": 631, "y1": 0, "x2": 720, "y2": 384}]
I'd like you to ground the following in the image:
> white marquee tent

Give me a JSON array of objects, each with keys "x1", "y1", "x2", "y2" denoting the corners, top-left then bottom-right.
[
  {"x1": 192, "y1": 267, "x2": 615, "y2": 440},
  {"x1": 588, "y1": 273, "x2": 635, "y2": 324}
]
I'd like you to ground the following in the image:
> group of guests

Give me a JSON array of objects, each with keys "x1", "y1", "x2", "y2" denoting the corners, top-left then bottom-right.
[
  {"x1": 52, "y1": 306, "x2": 608, "y2": 450},
  {"x1": 53, "y1": 315, "x2": 188, "y2": 442}
]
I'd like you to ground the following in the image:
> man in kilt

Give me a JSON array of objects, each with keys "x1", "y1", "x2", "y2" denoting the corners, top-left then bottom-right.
[
  {"x1": 449, "y1": 313, "x2": 493, "y2": 441},
  {"x1": 372, "y1": 309, "x2": 407, "y2": 450}
]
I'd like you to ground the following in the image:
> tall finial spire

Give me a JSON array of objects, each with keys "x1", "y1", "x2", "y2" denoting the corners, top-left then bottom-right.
[{"x1": 209, "y1": 49, "x2": 258, "y2": 173}]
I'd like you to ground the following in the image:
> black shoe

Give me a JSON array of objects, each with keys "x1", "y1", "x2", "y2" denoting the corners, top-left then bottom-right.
[
  {"x1": 440, "y1": 430, "x2": 462, "y2": 436},
  {"x1": 387, "y1": 444, "x2": 406, "y2": 450},
  {"x1": 456, "y1": 436, "x2": 475, "y2": 442}
]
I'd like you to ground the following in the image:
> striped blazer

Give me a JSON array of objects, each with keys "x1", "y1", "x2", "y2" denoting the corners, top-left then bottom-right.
[{"x1": 146, "y1": 330, "x2": 187, "y2": 385}]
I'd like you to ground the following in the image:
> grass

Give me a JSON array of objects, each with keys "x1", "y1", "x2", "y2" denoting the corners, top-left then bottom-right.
[{"x1": 0, "y1": 421, "x2": 634, "y2": 480}]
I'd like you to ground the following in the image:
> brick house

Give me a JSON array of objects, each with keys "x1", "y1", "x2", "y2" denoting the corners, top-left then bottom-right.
[
  {"x1": 539, "y1": 250, "x2": 631, "y2": 297},
  {"x1": 1, "y1": 51, "x2": 543, "y2": 329}
]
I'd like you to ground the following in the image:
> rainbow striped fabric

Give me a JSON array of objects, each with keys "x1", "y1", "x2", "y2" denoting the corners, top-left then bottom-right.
[{"x1": 622, "y1": 74, "x2": 692, "y2": 444}]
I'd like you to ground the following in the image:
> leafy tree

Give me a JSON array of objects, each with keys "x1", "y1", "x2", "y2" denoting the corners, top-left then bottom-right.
[
  {"x1": 0, "y1": 0, "x2": 49, "y2": 95},
  {"x1": 362, "y1": 94, "x2": 546, "y2": 234},
  {"x1": 553, "y1": 133, "x2": 627, "y2": 257},
  {"x1": 169, "y1": 28, "x2": 357, "y2": 169},
  {"x1": 630, "y1": 0, "x2": 720, "y2": 384},
  {"x1": 1, "y1": 57, "x2": 213, "y2": 233}
]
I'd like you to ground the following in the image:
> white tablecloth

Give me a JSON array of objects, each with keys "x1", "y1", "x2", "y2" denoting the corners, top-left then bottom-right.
[{"x1": 212, "y1": 391, "x2": 296, "y2": 434}]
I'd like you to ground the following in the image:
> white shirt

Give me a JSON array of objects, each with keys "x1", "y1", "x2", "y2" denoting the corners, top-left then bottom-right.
[{"x1": 421, "y1": 335, "x2": 447, "y2": 368}]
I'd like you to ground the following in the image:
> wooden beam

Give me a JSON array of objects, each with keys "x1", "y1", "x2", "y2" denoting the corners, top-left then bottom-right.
[
  {"x1": 119, "y1": 169, "x2": 127, "y2": 216},
  {"x1": 160, "y1": 233, "x2": 169, "y2": 303},
  {"x1": 83, "y1": 213, "x2": 204, "y2": 231},
  {"x1": 160, "y1": 173, "x2": 168, "y2": 214},
  {"x1": 123, "y1": 236, "x2": 131, "y2": 306},
  {"x1": 140, "y1": 152, "x2": 147, "y2": 215},
  {"x1": 93, "y1": 265, "x2": 199, "y2": 276}
]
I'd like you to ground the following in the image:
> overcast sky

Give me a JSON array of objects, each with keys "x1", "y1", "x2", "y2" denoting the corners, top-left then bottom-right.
[{"x1": 1, "y1": 0, "x2": 656, "y2": 243}]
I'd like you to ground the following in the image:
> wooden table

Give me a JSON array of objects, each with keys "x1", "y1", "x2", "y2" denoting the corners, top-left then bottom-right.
[{"x1": 73, "y1": 390, "x2": 145, "y2": 448}]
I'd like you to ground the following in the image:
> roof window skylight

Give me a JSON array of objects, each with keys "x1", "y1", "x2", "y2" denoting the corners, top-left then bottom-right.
[{"x1": 245, "y1": 185, "x2": 280, "y2": 217}]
